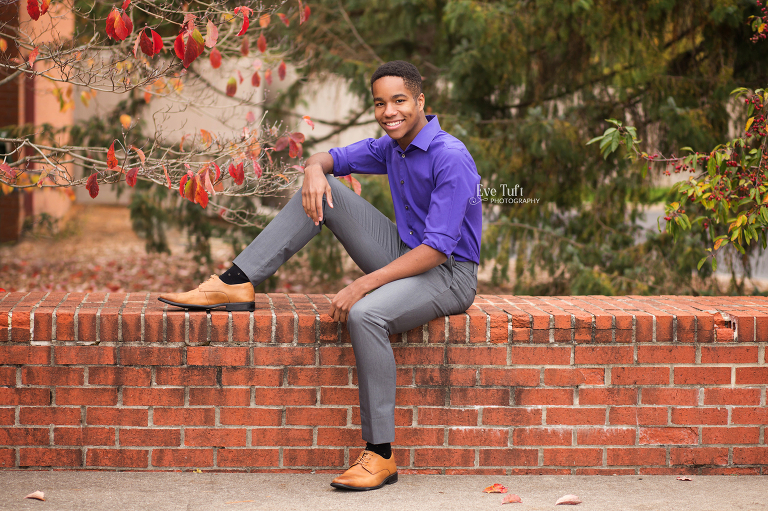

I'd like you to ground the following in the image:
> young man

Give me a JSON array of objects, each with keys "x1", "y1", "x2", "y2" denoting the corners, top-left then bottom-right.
[{"x1": 159, "y1": 61, "x2": 482, "y2": 490}]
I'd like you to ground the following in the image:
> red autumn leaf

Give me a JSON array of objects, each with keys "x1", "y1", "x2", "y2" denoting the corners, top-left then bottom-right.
[
  {"x1": 107, "y1": 141, "x2": 118, "y2": 169},
  {"x1": 179, "y1": 173, "x2": 188, "y2": 196},
  {"x1": 175, "y1": 28, "x2": 204, "y2": 67},
  {"x1": 105, "y1": 8, "x2": 118, "y2": 39},
  {"x1": 0, "y1": 288, "x2": 5, "y2": 293},
  {"x1": 274, "y1": 136, "x2": 289, "y2": 152},
  {"x1": 174, "y1": 31, "x2": 184, "y2": 59},
  {"x1": 300, "y1": 2, "x2": 310, "y2": 24},
  {"x1": 86, "y1": 172, "x2": 99, "y2": 198},
  {"x1": 288, "y1": 138, "x2": 303, "y2": 159},
  {"x1": 251, "y1": 71, "x2": 260, "y2": 87},
  {"x1": 257, "y1": 33, "x2": 266, "y2": 53},
  {"x1": 234, "y1": 6, "x2": 252, "y2": 36},
  {"x1": 501, "y1": 494, "x2": 522, "y2": 505},
  {"x1": 211, "y1": 162, "x2": 221, "y2": 181},
  {"x1": 203, "y1": 168, "x2": 215, "y2": 196},
  {"x1": 259, "y1": 13, "x2": 270, "y2": 28},
  {"x1": 228, "y1": 162, "x2": 244, "y2": 185},
  {"x1": 339, "y1": 174, "x2": 361, "y2": 195},
  {"x1": 200, "y1": 129, "x2": 213, "y2": 146},
  {"x1": 0, "y1": 38, "x2": 7, "y2": 52},
  {"x1": 555, "y1": 494, "x2": 582, "y2": 505},
  {"x1": 107, "y1": 9, "x2": 133, "y2": 41},
  {"x1": 226, "y1": 77, "x2": 237, "y2": 97},
  {"x1": 125, "y1": 167, "x2": 139, "y2": 186},
  {"x1": 209, "y1": 47, "x2": 222, "y2": 68},
  {"x1": 25, "y1": 491, "x2": 45, "y2": 502},
  {"x1": 122, "y1": 0, "x2": 130, "y2": 10},
  {"x1": 139, "y1": 28, "x2": 162, "y2": 58},
  {"x1": 277, "y1": 13, "x2": 290, "y2": 27},
  {"x1": 205, "y1": 20, "x2": 218, "y2": 48},
  {"x1": 27, "y1": 0, "x2": 40, "y2": 21},
  {"x1": 0, "y1": 163, "x2": 15, "y2": 180},
  {"x1": 246, "y1": 111, "x2": 256, "y2": 123},
  {"x1": 253, "y1": 160, "x2": 262, "y2": 178},
  {"x1": 237, "y1": 69, "x2": 244, "y2": 83},
  {"x1": 264, "y1": 68, "x2": 272, "y2": 85},
  {"x1": 130, "y1": 145, "x2": 146, "y2": 164},
  {"x1": 194, "y1": 175, "x2": 208, "y2": 208},
  {"x1": 483, "y1": 484, "x2": 508, "y2": 494},
  {"x1": 289, "y1": 132, "x2": 305, "y2": 144},
  {"x1": 40, "y1": 0, "x2": 50, "y2": 14},
  {"x1": 28, "y1": 47, "x2": 39, "y2": 66},
  {"x1": 132, "y1": 31, "x2": 141, "y2": 57},
  {"x1": 302, "y1": 115, "x2": 315, "y2": 129},
  {"x1": 278, "y1": 60, "x2": 286, "y2": 80},
  {"x1": 163, "y1": 165, "x2": 171, "y2": 188},
  {"x1": 152, "y1": 29, "x2": 163, "y2": 54},
  {"x1": 240, "y1": 36, "x2": 250, "y2": 56}
]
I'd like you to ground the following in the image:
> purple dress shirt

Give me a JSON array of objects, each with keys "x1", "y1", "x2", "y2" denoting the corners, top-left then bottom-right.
[{"x1": 329, "y1": 115, "x2": 482, "y2": 264}]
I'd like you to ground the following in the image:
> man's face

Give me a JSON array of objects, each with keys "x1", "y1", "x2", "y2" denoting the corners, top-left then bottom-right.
[{"x1": 372, "y1": 76, "x2": 425, "y2": 149}]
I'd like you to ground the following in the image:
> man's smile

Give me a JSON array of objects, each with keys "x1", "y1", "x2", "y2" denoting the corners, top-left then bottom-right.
[{"x1": 383, "y1": 120, "x2": 404, "y2": 128}]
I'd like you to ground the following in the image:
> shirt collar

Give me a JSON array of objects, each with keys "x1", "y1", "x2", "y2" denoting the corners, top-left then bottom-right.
[{"x1": 389, "y1": 115, "x2": 441, "y2": 152}]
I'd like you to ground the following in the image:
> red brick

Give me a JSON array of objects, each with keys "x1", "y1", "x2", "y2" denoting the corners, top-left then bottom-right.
[
  {"x1": 702, "y1": 427, "x2": 759, "y2": 445},
  {"x1": 446, "y1": 346, "x2": 505, "y2": 365},
  {"x1": 187, "y1": 313, "x2": 208, "y2": 343},
  {"x1": 85, "y1": 448, "x2": 149, "y2": 468},
  {"x1": 89, "y1": 367, "x2": 151, "y2": 387},
  {"x1": 715, "y1": 327, "x2": 734, "y2": 342},
  {"x1": 546, "y1": 408, "x2": 605, "y2": 425},
  {"x1": 87, "y1": 407, "x2": 147, "y2": 426},
  {"x1": 577, "y1": 428, "x2": 635, "y2": 445},
  {"x1": 283, "y1": 448, "x2": 344, "y2": 467},
  {"x1": 57, "y1": 388, "x2": 117, "y2": 406},
  {"x1": 637, "y1": 345, "x2": 695, "y2": 364},
  {"x1": 0, "y1": 427, "x2": 49, "y2": 445},
  {"x1": 448, "y1": 314, "x2": 467, "y2": 343},
  {"x1": 219, "y1": 408, "x2": 282, "y2": 426},
  {"x1": 544, "y1": 368, "x2": 604, "y2": 386},
  {"x1": 318, "y1": 346, "x2": 356, "y2": 366},
  {"x1": 513, "y1": 428, "x2": 571, "y2": 446},
  {"x1": 187, "y1": 346, "x2": 248, "y2": 366},
  {"x1": 143, "y1": 310, "x2": 163, "y2": 343},
  {"x1": 320, "y1": 387, "x2": 359, "y2": 406},
  {"x1": 0, "y1": 367, "x2": 14, "y2": 385},
  {"x1": 515, "y1": 388, "x2": 572, "y2": 406},
  {"x1": 10, "y1": 309, "x2": 31, "y2": 342},
  {"x1": 575, "y1": 346, "x2": 633, "y2": 364},
  {"x1": 449, "y1": 428, "x2": 508, "y2": 446},
  {"x1": 671, "y1": 407, "x2": 727, "y2": 425},
  {"x1": 735, "y1": 367, "x2": 768, "y2": 385},
  {"x1": 121, "y1": 309, "x2": 142, "y2": 342},
  {"x1": 185, "y1": 428, "x2": 247, "y2": 446},
  {"x1": 510, "y1": 346, "x2": 570, "y2": 365},
  {"x1": 544, "y1": 448, "x2": 602, "y2": 466},
  {"x1": 20, "y1": 448, "x2": 82, "y2": 467},
  {"x1": 18, "y1": 407, "x2": 79, "y2": 426},
  {"x1": 151, "y1": 449, "x2": 212, "y2": 467},
  {"x1": 703, "y1": 388, "x2": 760, "y2": 406},
  {"x1": 286, "y1": 407, "x2": 347, "y2": 426},
  {"x1": 419, "y1": 407, "x2": 478, "y2": 426},
  {"x1": 451, "y1": 388, "x2": 507, "y2": 406},
  {"x1": 607, "y1": 448, "x2": 666, "y2": 466},
  {"x1": 415, "y1": 367, "x2": 477, "y2": 386},
  {"x1": 217, "y1": 449, "x2": 280, "y2": 467},
  {"x1": 22, "y1": 367, "x2": 83, "y2": 386},
  {"x1": 32, "y1": 309, "x2": 53, "y2": 342},
  {"x1": 55, "y1": 346, "x2": 115, "y2": 365},
  {"x1": 733, "y1": 447, "x2": 768, "y2": 464},
  {"x1": 674, "y1": 366, "x2": 731, "y2": 385},
  {"x1": 0, "y1": 449, "x2": 13, "y2": 467},
  {"x1": 119, "y1": 347, "x2": 182, "y2": 366},
  {"x1": 479, "y1": 448, "x2": 538, "y2": 466},
  {"x1": 286, "y1": 367, "x2": 347, "y2": 386},
  {"x1": 254, "y1": 346, "x2": 315, "y2": 365},
  {"x1": 482, "y1": 408, "x2": 542, "y2": 426},
  {"x1": 732, "y1": 407, "x2": 768, "y2": 424},
  {"x1": 612, "y1": 367, "x2": 669, "y2": 386},
  {"x1": 274, "y1": 311, "x2": 294, "y2": 343},
  {"x1": 254, "y1": 388, "x2": 316, "y2": 406},
  {"x1": 0, "y1": 387, "x2": 50, "y2": 406},
  {"x1": 219, "y1": 367, "x2": 283, "y2": 386},
  {"x1": 641, "y1": 388, "x2": 698, "y2": 406},
  {"x1": 608, "y1": 407, "x2": 667, "y2": 426},
  {"x1": 153, "y1": 407, "x2": 215, "y2": 426},
  {"x1": 0, "y1": 346, "x2": 50, "y2": 365},
  {"x1": 316, "y1": 427, "x2": 366, "y2": 447},
  {"x1": 575, "y1": 389, "x2": 635, "y2": 408},
  {"x1": 189, "y1": 388, "x2": 250, "y2": 406},
  {"x1": 701, "y1": 346, "x2": 758, "y2": 364},
  {"x1": 119, "y1": 428, "x2": 181, "y2": 446},
  {"x1": 156, "y1": 367, "x2": 217, "y2": 386},
  {"x1": 165, "y1": 311, "x2": 185, "y2": 343},
  {"x1": 123, "y1": 388, "x2": 184, "y2": 406},
  {"x1": 54, "y1": 427, "x2": 115, "y2": 446},
  {"x1": 670, "y1": 447, "x2": 728, "y2": 466},
  {"x1": 479, "y1": 368, "x2": 540, "y2": 386},
  {"x1": 414, "y1": 448, "x2": 474, "y2": 467},
  {"x1": 639, "y1": 427, "x2": 698, "y2": 445}
]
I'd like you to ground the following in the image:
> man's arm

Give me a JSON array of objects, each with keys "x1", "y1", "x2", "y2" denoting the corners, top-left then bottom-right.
[
  {"x1": 328, "y1": 244, "x2": 447, "y2": 322},
  {"x1": 302, "y1": 152, "x2": 334, "y2": 225}
]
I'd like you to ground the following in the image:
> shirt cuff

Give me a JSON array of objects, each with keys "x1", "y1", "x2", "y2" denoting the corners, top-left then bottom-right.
[
  {"x1": 422, "y1": 232, "x2": 459, "y2": 258},
  {"x1": 328, "y1": 147, "x2": 351, "y2": 177}
]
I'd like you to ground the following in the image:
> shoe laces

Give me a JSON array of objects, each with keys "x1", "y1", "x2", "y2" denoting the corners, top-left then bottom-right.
[{"x1": 198, "y1": 275, "x2": 218, "y2": 290}]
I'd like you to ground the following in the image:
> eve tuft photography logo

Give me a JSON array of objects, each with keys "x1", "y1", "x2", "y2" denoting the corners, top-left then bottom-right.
[{"x1": 470, "y1": 184, "x2": 540, "y2": 205}]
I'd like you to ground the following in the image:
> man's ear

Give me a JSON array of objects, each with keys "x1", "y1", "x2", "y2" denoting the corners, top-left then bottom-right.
[{"x1": 417, "y1": 93, "x2": 425, "y2": 112}]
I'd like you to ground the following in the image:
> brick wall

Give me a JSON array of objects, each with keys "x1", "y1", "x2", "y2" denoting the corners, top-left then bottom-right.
[{"x1": 1, "y1": 292, "x2": 766, "y2": 474}]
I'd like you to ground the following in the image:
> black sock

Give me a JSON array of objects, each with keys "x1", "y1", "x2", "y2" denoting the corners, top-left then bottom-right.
[
  {"x1": 219, "y1": 263, "x2": 250, "y2": 285},
  {"x1": 366, "y1": 442, "x2": 391, "y2": 459}
]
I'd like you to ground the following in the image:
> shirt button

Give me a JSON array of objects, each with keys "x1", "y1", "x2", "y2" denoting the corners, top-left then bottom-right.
[
  {"x1": 409, "y1": 230, "x2": 413, "y2": 235},
  {"x1": 400, "y1": 180, "x2": 404, "y2": 184},
  {"x1": 401, "y1": 153, "x2": 406, "y2": 159},
  {"x1": 405, "y1": 206, "x2": 409, "y2": 210}
]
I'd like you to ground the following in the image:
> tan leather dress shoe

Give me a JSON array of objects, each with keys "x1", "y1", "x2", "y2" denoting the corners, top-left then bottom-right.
[
  {"x1": 158, "y1": 275, "x2": 255, "y2": 311},
  {"x1": 330, "y1": 450, "x2": 398, "y2": 491}
]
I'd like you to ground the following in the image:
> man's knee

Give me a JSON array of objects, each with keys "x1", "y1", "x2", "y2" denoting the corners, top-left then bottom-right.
[{"x1": 348, "y1": 301, "x2": 387, "y2": 333}]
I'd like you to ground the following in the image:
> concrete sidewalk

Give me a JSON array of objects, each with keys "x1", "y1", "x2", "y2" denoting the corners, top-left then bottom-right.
[{"x1": 0, "y1": 472, "x2": 766, "y2": 511}]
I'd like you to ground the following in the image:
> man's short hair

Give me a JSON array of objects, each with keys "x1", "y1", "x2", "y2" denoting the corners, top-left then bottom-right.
[{"x1": 370, "y1": 61, "x2": 423, "y2": 99}]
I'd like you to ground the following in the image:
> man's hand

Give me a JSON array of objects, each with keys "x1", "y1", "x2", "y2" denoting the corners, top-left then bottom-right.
[
  {"x1": 328, "y1": 278, "x2": 369, "y2": 322},
  {"x1": 301, "y1": 161, "x2": 333, "y2": 225}
]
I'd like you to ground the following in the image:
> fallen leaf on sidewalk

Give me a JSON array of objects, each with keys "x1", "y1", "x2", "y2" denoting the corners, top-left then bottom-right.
[
  {"x1": 25, "y1": 491, "x2": 45, "y2": 501},
  {"x1": 484, "y1": 483, "x2": 508, "y2": 493},
  {"x1": 225, "y1": 500, "x2": 255, "y2": 504},
  {"x1": 501, "y1": 494, "x2": 522, "y2": 504},
  {"x1": 676, "y1": 476, "x2": 692, "y2": 481},
  {"x1": 556, "y1": 494, "x2": 582, "y2": 505}
]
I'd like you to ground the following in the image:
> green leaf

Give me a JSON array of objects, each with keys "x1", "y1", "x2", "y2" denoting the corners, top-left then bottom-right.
[
  {"x1": 586, "y1": 135, "x2": 603, "y2": 146},
  {"x1": 697, "y1": 256, "x2": 707, "y2": 271},
  {"x1": 711, "y1": 257, "x2": 718, "y2": 272}
]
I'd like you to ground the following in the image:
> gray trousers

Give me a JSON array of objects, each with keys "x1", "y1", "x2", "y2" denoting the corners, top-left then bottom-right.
[{"x1": 234, "y1": 175, "x2": 478, "y2": 443}]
